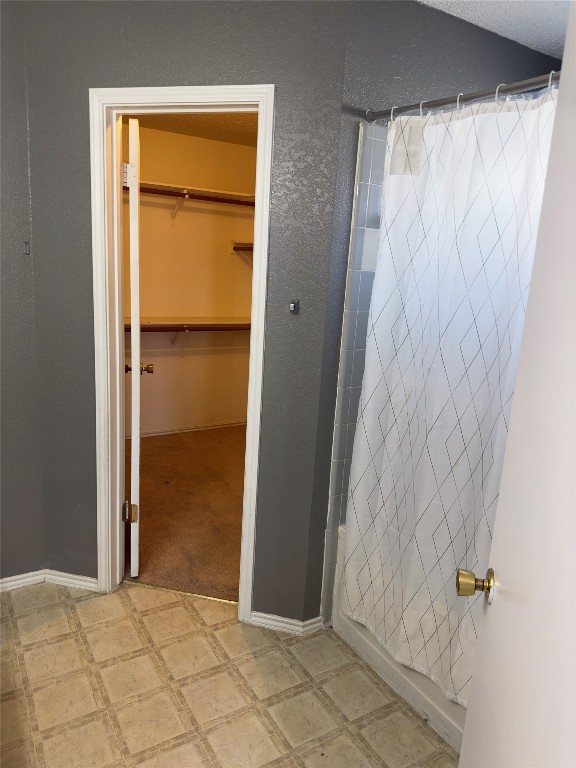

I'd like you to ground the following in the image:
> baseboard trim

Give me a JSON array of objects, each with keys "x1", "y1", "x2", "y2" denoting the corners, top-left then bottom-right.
[
  {"x1": 0, "y1": 570, "x2": 45, "y2": 590},
  {"x1": 44, "y1": 571, "x2": 99, "y2": 591},
  {"x1": 250, "y1": 611, "x2": 324, "y2": 636},
  {"x1": 0, "y1": 569, "x2": 99, "y2": 592}
]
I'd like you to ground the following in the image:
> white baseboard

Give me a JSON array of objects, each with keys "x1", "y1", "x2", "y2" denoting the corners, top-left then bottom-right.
[
  {"x1": 332, "y1": 526, "x2": 465, "y2": 752},
  {"x1": 44, "y1": 570, "x2": 99, "y2": 591},
  {"x1": 0, "y1": 569, "x2": 99, "y2": 593},
  {"x1": 0, "y1": 570, "x2": 45, "y2": 590},
  {"x1": 250, "y1": 611, "x2": 324, "y2": 636}
]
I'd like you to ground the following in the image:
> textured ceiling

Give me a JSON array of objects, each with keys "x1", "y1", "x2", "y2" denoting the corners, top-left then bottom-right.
[
  {"x1": 128, "y1": 112, "x2": 258, "y2": 147},
  {"x1": 418, "y1": 0, "x2": 569, "y2": 59}
]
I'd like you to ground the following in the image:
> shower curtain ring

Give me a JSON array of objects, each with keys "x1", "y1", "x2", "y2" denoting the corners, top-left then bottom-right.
[
  {"x1": 456, "y1": 93, "x2": 464, "y2": 110},
  {"x1": 548, "y1": 70, "x2": 556, "y2": 90},
  {"x1": 390, "y1": 106, "x2": 397, "y2": 122},
  {"x1": 420, "y1": 100, "x2": 426, "y2": 117},
  {"x1": 495, "y1": 83, "x2": 506, "y2": 103}
]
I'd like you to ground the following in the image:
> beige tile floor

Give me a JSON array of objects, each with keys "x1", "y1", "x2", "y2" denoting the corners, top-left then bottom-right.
[{"x1": 0, "y1": 581, "x2": 459, "y2": 768}]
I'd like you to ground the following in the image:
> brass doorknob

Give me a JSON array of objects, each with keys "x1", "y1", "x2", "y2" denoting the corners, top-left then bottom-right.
[{"x1": 456, "y1": 567, "x2": 495, "y2": 604}]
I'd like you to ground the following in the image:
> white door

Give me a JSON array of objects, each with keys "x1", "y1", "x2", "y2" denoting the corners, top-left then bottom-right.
[
  {"x1": 127, "y1": 118, "x2": 141, "y2": 577},
  {"x1": 459, "y1": 9, "x2": 576, "y2": 767}
]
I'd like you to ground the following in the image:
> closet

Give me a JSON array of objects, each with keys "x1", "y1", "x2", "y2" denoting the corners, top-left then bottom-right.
[{"x1": 123, "y1": 113, "x2": 257, "y2": 601}]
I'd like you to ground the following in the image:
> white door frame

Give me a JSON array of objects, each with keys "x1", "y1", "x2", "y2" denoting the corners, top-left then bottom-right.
[{"x1": 89, "y1": 85, "x2": 275, "y2": 622}]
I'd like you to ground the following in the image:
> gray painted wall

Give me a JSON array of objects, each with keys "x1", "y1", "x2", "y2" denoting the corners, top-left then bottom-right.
[
  {"x1": 6, "y1": 2, "x2": 349, "y2": 610},
  {"x1": 1, "y1": 4, "x2": 45, "y2": 576},
  {"x1": 1, "y1": 2, "x2": 558, "y2": 618}
]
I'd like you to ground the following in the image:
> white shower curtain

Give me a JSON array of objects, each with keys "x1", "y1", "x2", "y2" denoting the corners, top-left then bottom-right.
[{"x1": 340, "y1": 90, "x2": 557, "y2": 706}]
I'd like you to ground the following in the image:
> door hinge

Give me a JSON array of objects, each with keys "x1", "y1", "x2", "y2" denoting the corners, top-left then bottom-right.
[
  {"x1": 122, "y1": 500, "x2": 138, "y2": 523},
  {"x1": 122, "y1": 162, "x2": 137, "y2": 188}
]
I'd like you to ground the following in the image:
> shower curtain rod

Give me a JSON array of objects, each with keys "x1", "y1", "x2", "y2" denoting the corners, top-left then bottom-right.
[{"x1": 366, "y1": 70, "x2": 561, "y2": 123}]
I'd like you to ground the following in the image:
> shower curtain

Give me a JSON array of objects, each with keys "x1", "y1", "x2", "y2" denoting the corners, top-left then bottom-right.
[{"x1": 340, "y1": 90, "x2": 557, "y2": 706}]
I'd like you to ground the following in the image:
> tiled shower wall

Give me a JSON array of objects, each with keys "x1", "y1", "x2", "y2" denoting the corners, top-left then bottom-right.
[{"x1": 322, "y1": 122, "x2": 388, "y2": 622}]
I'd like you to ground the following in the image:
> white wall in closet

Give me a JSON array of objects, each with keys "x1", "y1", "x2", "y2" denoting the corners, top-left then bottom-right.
[{"x1": 123, "y1": 125, "x2": 256, "y2": 436}]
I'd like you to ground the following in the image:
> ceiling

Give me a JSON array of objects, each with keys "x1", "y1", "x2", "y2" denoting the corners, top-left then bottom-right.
[
  {"x1": 128, "y1": 112, "x2": 258, "y2": 147},
  {"x1": 417, "y1": 0, "x2": 569, "y2": 59}
]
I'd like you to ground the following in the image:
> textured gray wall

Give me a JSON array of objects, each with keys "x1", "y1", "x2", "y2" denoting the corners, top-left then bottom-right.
[
  {"x1": 1, "y1": 4, "x2": 45, "y2": 577},
  {"x1": 310, "y1": 1, "x2": 559, "y2": 619},
  {"x1": 9, "y1": 2, "x2": 348, "y2": 610},
  {"x1": 1, "y1": 1, "x2": 558, "y2": 618}
]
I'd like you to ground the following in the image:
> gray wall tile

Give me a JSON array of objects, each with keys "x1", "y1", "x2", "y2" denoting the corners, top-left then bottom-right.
[
  {"x1": 359, "y1": 137, "x2": 374, "y2": 182},
  {"x1": 359, "y1": 273, "x2": 375, "y2": 311},
  {"x1": 335, "y1": 386, "x2": 350, "y2": 426},
  {"x1": 355, "y1": 182, "x2": 369, "y2": 227},
  {"x1": 371, "y1": 139, "x2": 387, "y2": 185},
  {"x1": 326, "y1": 494, "x2": 341, "y2": 531},
  {"x1": 355, "y1": 312, "x2": 370, "y2": 350},
  {"x1": 367, "y1": 184, "x2": 383, "y2": 228},
  {"x1": 338, "y1": 349, "x2": 355, "y2": 389},
  {"x1": 342, "y1": 458, "x2": 352, "y2": 495},
  {"x1": 341, "y1": 310, "x2": 357, "y2": 351},
  {"x1": 344, "y1": 269, "x2": 362, "y2": 311},
  {"x1": 348, "y1": 387, "x2": 361, "y2": 426},
  {"x1": 351, "y1": 349, "x2": 366, "y2": 388},
  {"x1": 350, "y1": 227, "x2": 365, "y2": 271},
  {"x1": 331, "y1": 425, "x2": 347, "y2": 462},
  {"x1": 361, "y1": 228, "x2": 380, "y2": 271},
  {"x1": 330, "y1": 460, "x2": 344, "y2": 497}
]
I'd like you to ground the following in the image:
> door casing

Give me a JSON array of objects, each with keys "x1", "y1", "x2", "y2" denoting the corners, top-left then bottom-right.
[{"x1": 89, "y1": 85, "x2": 275, "y2": 622}]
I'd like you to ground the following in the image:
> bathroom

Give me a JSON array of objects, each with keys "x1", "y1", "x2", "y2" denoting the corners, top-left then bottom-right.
[{"x1": 1, "y1": 2, "x2": 574, "y2": 766}]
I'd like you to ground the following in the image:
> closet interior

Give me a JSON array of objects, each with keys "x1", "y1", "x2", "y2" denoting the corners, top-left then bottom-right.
[{"x1": 123, "y1": 112, "x2": 257, "y2": 601}]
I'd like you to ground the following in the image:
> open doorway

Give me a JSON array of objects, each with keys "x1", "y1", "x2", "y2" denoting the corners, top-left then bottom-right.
[
  {"x1": 123, "y1": 113, "x2": 257, "y2": 601},
  {"x1": 90, "y1": 85, "x2": 275, "y2": 623}
]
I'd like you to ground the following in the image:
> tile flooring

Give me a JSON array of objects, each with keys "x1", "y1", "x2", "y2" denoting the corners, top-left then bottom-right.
[{"x1": 0, "y1": 581, "x2": 459, "y2": 768}]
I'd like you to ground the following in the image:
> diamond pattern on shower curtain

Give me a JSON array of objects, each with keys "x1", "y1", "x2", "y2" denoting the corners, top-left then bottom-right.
[{"x1": 340, "y1": 92, "x2": 557, "y2": 706}]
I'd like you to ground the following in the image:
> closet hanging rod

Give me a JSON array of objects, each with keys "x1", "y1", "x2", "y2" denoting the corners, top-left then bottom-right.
[
  {"x1": 232, "y1": 243, "x2": 254, "y2": 253},
  {"x1": 124, "y1": 317, "x2": 251, "y2": 332},
  {"x1": 122, "y1": 184, "x2": 255, "y2": 208},
  {"x1": 366, "y1": 70, "x2": 561, "y2": 123}
]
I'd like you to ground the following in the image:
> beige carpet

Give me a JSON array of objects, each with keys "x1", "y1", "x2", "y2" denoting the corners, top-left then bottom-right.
[{"x1": 125, "y1": 425, "x2": 246, "y2": 601}]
